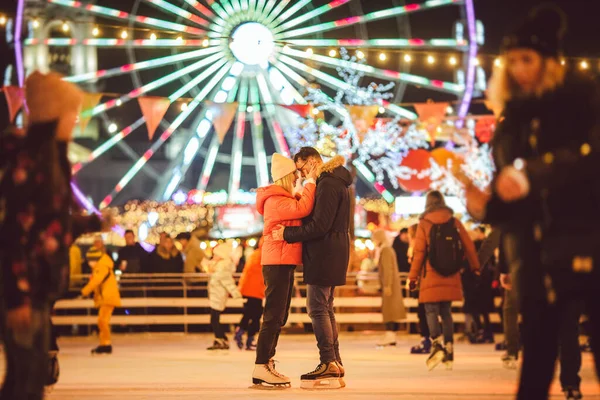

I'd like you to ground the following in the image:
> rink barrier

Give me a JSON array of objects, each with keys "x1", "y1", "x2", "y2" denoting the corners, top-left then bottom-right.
[{"x1": 54, "y1": 272, "x2": 502, "y2": 331}]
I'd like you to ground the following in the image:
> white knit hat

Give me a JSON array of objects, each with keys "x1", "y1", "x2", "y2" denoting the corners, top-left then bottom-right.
[
  {"x1": 25, "y1": 71, "x2": 84, "y2": 141},
  {"x1": 213, "y1": 242, "x2": 233, "y2": 260},
  {"x1": 271, "y1": 153, "x2": 296, "y2": 182}
]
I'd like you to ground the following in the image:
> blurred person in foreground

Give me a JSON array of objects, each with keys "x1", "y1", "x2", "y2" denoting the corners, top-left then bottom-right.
[{"x1": 464, "y1": 5, "x2": 600, "y2": 399}]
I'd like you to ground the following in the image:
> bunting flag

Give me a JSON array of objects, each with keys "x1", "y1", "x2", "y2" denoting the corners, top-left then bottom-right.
[
  {"x1": 345, "y1": 105, "x2": 379, "y2": 138},
  {"x1": 138, "y1": 96, "x2": 171, "y2": 140},
  {"x1": 206, "y1": 101, "x2": 238, "y2": 143},
  {"x1": 414, "y1": 102, "x2": 449, "y2": 144},
  {"x1": 280, "y1": 104, "x2": 314, "y2": 118},
  {"x1": 79, "y1": 93, "x2": 103, "y2": 134},
  {"x1": 2, "y1": 86, "x2": 25, "y2": 122}
]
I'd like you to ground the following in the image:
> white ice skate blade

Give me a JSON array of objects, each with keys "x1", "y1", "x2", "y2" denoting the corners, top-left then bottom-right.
[
  {"x1": 300, "y1": 378, "x2": 343, "y2": 390},
  {"x1": 426, "y1": 351, "x2": 446, "y2": 371},
  {"x1": 376, "y1": 343, "x2": 397, "y2": 349},
  {"x1": 502, "y1": 361, "x2": 517, "y2": 370},
  {"x1": 250, "y1": 382, "x2": 291, "y2": 390}
]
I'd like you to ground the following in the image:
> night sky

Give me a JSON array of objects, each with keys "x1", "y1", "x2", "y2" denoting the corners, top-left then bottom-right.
[{"x1": 0, "y1": 0, "x2": 598, "y2": 201}]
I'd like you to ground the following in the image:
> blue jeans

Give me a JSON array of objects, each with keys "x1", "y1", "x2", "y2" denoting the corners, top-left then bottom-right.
[
  {"x1": 307, "y1": 285, "x2": 342, "y2": 364},
  {"x1": 424, "y1": 302, "x2": 454, "y2": 344}
]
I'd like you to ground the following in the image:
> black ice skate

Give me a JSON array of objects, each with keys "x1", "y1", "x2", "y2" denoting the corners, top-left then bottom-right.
[
  {"x1": 234, "y1": 327, "x2": 245, "y2": 350},
  {"x1": 300, "y1": 362, "x2": 343, "y2": 390},
  {"x1": 245, "y1": 334, "x2": 256, "y2": 351},
  {"x1": 91, "y1": 345, "x2": 112, "y2": 355},
  {"x1": 207, "y1": 338, "x2": 229, "y2": 351},
  {"x1": 426, "y1": 338, "x2": 446, "y2": 371},
  {"x1": 411, "y1": 337, "x2": 432, "y2": 354},
  {"x1": 251, "y1": 360, "x2": 291, "y2": 389},
  {"x1": 44, "y1": 351, "x2": 60, "y2": 394},
  {"x1": 443, "y1": 342, "x2": 453, "y2": 370},
  {"x1": 563, "y1": 387, "x2": 583, "y2": 400}
]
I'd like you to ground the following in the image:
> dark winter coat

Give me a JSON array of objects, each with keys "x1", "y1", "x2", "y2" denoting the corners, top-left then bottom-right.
[
  {"x1": 147, "y1": 246, "x2": 184, "y2": 273},
  {"x1": 116, "y1": 243, "x2": 148, "y2": 273},
  {"x1": 392, "y1": 237, "x2": 411, "y2": 273},
  {"x1": 284, "y1": 156, "x2": 352, "y2": 287},
  {"x1": 484, "y1": 75, "x2": 600, "y2": 268}
]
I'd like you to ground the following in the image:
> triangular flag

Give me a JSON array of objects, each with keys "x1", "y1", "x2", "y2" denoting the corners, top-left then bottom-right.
[
  {"x1": 138, "y1": 96, "x2": 171, "y2": 140},
  {"x1": 206, "y1": 101, "x2": 238, "y2": 144},
  {"x1": 345, "y1": 105, "x2": 379, "y2": 138},
  {"x1": 79, "y1": 93, "x2": 103, "y2": 134},
  {"x1": 280, "y1": 104, "x2": 313, "y2": 118},
  {"x1": 414, "y1": 102, "x2": 449, "y2": 144},
  {"x1": 2, "y1": 86, "x2": 25, "y2": 122}
]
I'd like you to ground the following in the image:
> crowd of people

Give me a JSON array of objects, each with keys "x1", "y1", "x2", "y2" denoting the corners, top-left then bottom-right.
[{"x1": 1, "y1": 4, "x2": 599, "y2": 400}]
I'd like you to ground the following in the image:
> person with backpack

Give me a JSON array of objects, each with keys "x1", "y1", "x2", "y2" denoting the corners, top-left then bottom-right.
[{"x1": 408, "y1": 191, "x2": 480, "y2": 370}]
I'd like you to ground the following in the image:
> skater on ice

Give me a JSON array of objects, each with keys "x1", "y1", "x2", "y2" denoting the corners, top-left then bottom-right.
[
  {"x1": 273, "y1": 147, "x2": 352, "y2": 389},
  {"x1": 253, "y1": 152, "x2": 316, "y2": 388}
]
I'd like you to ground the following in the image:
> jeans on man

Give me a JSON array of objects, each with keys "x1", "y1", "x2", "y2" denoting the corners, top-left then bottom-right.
[
  {"x1": 307, "y1": 285, "x2": 342, "y2": 364},
  {"x1": 424, "y1": 301, "x2": 454, "y2": 344},
  {"x1": 0, "y1": 305, "x2": 49, "y2": 400},
  {"x1": 255, "y1": 265, "x2": 295, "y2": 365}
]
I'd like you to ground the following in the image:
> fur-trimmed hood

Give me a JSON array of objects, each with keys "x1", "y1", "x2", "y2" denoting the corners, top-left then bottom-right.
[
  {"x1": 317, "y1": 155, "x2": 352, "y2": 187},
  {"x1": 156, "y1": 245, "x2": 180, "y2": 260}
]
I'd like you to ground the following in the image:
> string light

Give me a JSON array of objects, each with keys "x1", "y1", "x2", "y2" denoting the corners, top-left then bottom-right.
[
  {"x1": 494, "y1": 58, "x2": 502, "y2": 67},
  {"x1": 474, "y1": 57, "x2": 481, "y2": 66},
  {"x1": 378, "y1": 107, "x2": 385, "y2": 114},
  {"x1": 328, "y1": 49, "x2": 337, "y2": 57},
  {"x1": 356, "y1": 50, "x2": 365, "y2": 60},
  {"x1": 580, "y1": 60, "x2": 589, "y2": 70},
  {"x1": 312, "y1": 107, "x2": 320, "y2": 115},
  {"x1": 427, "y1": 55, "x2": 436, "y2": 65},
  {"x1": 181, "y1": 103, "x2": 188, "y2": 111},
  {"x1": 108, "y1": 123, "x2": 118, "y2": 134},
  {"x1": 32, "y1": 19, "x2": 40, "y2": 29},
  {"x1": 92, "y1": 26, "x2": 99, "y2": 36},
  {"x1": 176, "y1": 36, "x2": 183, "y2": 42},
  {"x1": 379, "y1": 52, "x2": 387, "y2": 61},
  {"x1": 150, "y1": 32, "x2": 157, "y2": 40},
  {"x1": 120, "y1": 30, "x2": 128, "y2": 39},
  {"x1": 561, "y1": 58, "x2": 566, "y2": 66},
  {"x1": 0, "y1": 16, "x2": 6, "y2": 26},
  {"x1": 306, "y1": 48, "x2": 313, "y2": 56},
  {"x1": 403, "y1": 54, "x2": 412, "y2": 63},
  {"x1": 449, "y1": 56, "x2": 458, "y2": 66},
  {"x1": 62, "y1": 22, "x2": 70, "y2": 32}
]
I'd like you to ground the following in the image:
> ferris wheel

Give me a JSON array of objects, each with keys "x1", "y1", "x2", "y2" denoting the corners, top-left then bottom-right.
[{"x1": 25, "y1": 0, "x2": 480, "y2": 208}]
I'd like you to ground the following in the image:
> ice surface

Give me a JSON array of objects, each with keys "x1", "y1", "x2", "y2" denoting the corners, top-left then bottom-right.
[{"x1": 2, "y1": 333, "x2": 598, "y2": 399}]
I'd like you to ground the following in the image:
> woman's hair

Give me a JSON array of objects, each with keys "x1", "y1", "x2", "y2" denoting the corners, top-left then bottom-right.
[
  {"x1": 487, "y1": 56, "x2": 565, "y2": 112},
  {"x1": 274, "y1": 171, "x2": 296, "y2": 194},
  {"x1": 425, "y1": 190, "x2": 446, "y2": 210},
  {"x1": 408, "y1": 224, "x2": 418, "y2": 240},
  {"x1": 372, "y1": 230, "x2": 389, "y2": 247}
]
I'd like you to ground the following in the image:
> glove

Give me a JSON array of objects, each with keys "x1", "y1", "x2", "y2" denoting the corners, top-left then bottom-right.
[{"x1": 408, "y1": 280, "x2": 418, "y2": 291}]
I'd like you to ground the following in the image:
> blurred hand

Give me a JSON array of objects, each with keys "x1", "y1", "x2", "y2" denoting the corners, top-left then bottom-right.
[
  {"x1": 307, "y1": 164, "x2": 318, "y2": 181},
  {"x1": 500, "y1": 273, "x2": 512, "y2": 290},
  {"x1": 272, "y1": 225, "x2": 285, "y2": 241},
  {"x1": 383, "y1": 287, "x2": 392, "y2": 297},
  {"x1": 465, "y1": 184, "x2": 490, "y2": 221},
  {"x1": 495, "y1": 166, "x2": 530, "y2": 202},
  {"x1": 6, "y1": 304, "x2": 32, "y2": 331},
  {"x1": 408, "y1": 280, "x2": 418, "y2": 292}
]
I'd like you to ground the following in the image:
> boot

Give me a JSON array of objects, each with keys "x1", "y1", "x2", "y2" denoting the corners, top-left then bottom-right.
[
  {"x1": 501, "y1": 353, "x2": 518, "y2": 370},
  {"x1": 443, "y1": 342, "x2": 454, "y2": 370},
  {"x1": 426, "y1": 337, "x2": 446, "y2": 371},
  {"x1": 377, "y1": 331, "x2": 397, "y2": 347},
  {"x1": 411, "y1": 337, "x2": 432, "y2": 354},
  {"x1": 234, "y1": 327, "x2": 245, "y2": 350},
  {"x1": 207, "y1": 338, "x2": 229, "y2": 351},
  {"x1": 563, "y1": 387, "x2": 583, "y2": 400},
  {"x1": 252, "y1": 360, "x2": 291, "y2": 388},
  {"x1": 246, "y1": 334, "x2": 256, "y2": 351},
  {"x1": 91, "y1": 345, "x2": 112, "y2": 355},
  {"x1": 300, "y1": 362, "x2": 343, "y2": 389},
  {"x1": 475, "y1": 330, "x2": 494, "y2": 344}
]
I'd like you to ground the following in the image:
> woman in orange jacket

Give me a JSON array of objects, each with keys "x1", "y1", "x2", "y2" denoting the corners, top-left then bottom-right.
[
  {"x1": 235, "y1": 237, "x2": 266, "y2": 351},
  {"x1": 251, "y1": 153, "x2": 316, "y2": 388}
]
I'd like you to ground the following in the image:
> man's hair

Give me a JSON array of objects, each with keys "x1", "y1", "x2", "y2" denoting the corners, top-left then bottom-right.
[
  {"x1": 176, "y1": 232, "x2": 191, "y2": 241},
  {"x1": 293, "y1": 147, "x2": 322, "y2": 163},
  {"x1": 400, "y1": 228, "x2": 409, "y2": 235},
  {"x1": 125, "y1": 229, "x2": 135, "y2": 236}
]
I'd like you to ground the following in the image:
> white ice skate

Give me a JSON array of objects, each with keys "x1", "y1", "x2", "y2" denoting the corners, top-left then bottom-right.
[
  {"x1": 501, "y1": 354, "x2": 518, "y2": 370},
  {"x1": 376, "y1": 331, "x2": 397, "y2": 348},
  {"x1": 300, "y1": 362, "x2": 343, "y2": 390},
  {"x1": 251, "y1": 360, "x2": 291, "y2": 389},
  {"x1": 426, "y1": 338, "x2": 446, "y2": 371},
  {"x1": 443, "y1": 342, "x2": 453, "y2": 370}
]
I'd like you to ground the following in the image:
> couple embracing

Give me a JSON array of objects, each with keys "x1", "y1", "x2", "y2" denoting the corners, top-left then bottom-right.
[{"x1": 253, "y1": 147, "x2": 352, "y2": 389}]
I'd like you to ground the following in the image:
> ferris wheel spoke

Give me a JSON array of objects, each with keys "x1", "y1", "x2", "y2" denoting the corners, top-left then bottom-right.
[
  {"x1": 283, "y1": 47, "x2": 463, "y2": 94},
  {"x1": 66, "y1": 47, "x2": 218, "y2": 83},
  {"x1": 268, "y1": 66, "x2": 307, "y2": 105},
  {"x1": 263, "y1": 0, "x2": 290, "y2": 26},
  {"x1": 280, "y1": 0, "x2": 462, "y2": 38},
  {"x1": 272, "y1": 61, "x2": 308, "y2": 87},
  {"x1": 352, "y1": 160, "x2": 396, "y2": 203},
  {"x1": 228, "y1": 79, "x2": 249, "y2": 201},
  {"x1": 275, "y1": 0, "x2": 313, "y2": 26},
  {"x1": 144, "y1": 0, "x2": 211, "y2": 29},
  {"x1": 220, "y1": 0, "x2": 235, "y2": 16},
  {"x1": 182, "y1": 0, "x2": 216, "y2": 19},
  {"x1": 283, "y1": 38, "x2": 468, "y2": 50},
  {"x1": 99, "y1": 61, "x2": 232, "y2": 208},
  {"x1": 273, "y1": 0, "x2": 351, "y2": 33},
  {"x1": 25, "y1": 38, "x2": 220, "y2": 48},
  {"x1": 256, "y1": 71, "x2": 290, "y2": 157},
  {"x1": 83, "y1": 52, "x2": 222, "y2": 119},
  {"x1": 261, "y1": 0, "x2": 277, "y2": 23},
  {"x1": 248, "y1": 80, "x2": 269, "y2": 187},
  {"x1": 230, "y1": 0, "x2": 241, "y2": 13},
  {"x1": 49, "y1": 0, "x2": 206, "y2": 36}
]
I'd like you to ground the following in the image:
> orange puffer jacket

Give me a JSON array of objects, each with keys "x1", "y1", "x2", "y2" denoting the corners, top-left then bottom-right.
[
  {"x1": 256, "y1": 183, "x2": 316, "y2": 266},
  {"x1": 239, "y1": 243, "x2": 266, "y2": 299}
]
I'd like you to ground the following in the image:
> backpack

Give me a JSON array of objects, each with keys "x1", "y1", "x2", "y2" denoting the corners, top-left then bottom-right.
[{"x1": 425, "y1": 218, "x2": 464, "y2": 277}]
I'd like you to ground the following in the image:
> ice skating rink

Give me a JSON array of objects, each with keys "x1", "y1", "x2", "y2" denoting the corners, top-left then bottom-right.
[{"x1": 5, "y1": 333, "x2": 599, "y2": 399}]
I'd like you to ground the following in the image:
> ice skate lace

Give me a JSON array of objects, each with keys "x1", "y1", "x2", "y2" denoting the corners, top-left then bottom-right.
[
  {"x1": 307, "y1": 363, "x2": 325, "y2": 375},
  {"x1": 267, "y1": 359, "x2": 286, "y2": 379}
]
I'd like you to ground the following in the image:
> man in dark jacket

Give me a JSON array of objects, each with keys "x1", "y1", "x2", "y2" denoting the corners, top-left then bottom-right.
[
  {"x1": 116, "y1": 230, "x2": 148, "y2": 274},
  {"x1": 392, "y1": 228, "x2": 410, "y2": 273},
  {"x1": 273, "y1": 147, "x2": 352, "y2": 387}
]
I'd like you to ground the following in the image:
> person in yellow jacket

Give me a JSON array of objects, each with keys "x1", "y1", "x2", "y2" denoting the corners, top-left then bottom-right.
[{"x1": 81, "y1": 238, "x2": 122, "y2": 354}]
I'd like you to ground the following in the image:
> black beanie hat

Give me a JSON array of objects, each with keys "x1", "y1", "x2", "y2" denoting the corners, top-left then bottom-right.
[{"x1": 502, "y1": 4, "x2": 567, "y2": 59}]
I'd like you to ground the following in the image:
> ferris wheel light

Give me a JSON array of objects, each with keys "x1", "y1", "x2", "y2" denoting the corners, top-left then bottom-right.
[
  {"x1": 403, "y1": 54, "x2": 412, "y2": 63},
  {"x1": 356, "y1": 50, "x2": 365, "y2": 59},
  {"x1": 247, "y1": 106, "x2": 254, "y2": 112},
  {"x1": 202, "y1": 38, "x2": 209, "y2": 47},
  {"x1": 329, "y1": 49, "x2": 337, "y2": 57},
  {"x1": 149, "y1": 32, "x2": 157, "y2": 40},
  {"x1": 449, "y1": 56, "x2": 458, "y2": 66},
  {"x1": 473, "y1": 57, "x2": 481, "y2": 66},
  {"x1": 108, "y1": 123, "x2": 117, "y2": 133},
  {"x1": 120, "y1": 30, "x2": 128, "y2": 39},
  {"x1": 116, "y1": 99, "x2": 122, "y2": 107},
  {"x1": 312, "y1": 108, "x2": 320, "y2": 115},
  {"x1": 306, "y1": 48, "x2": 314, "y2": 55},
  {"x1": 92, "y1": 26, "x2": 99, "y2": 36},
  {"x1": 32, "y1": 19, "x2": 40, "y2": 29},
  {"x1": 427, "y1": 55, "x2": 436, "y2": 65},
  {"x1": 229, "y1": 22, "x2": 275, "y2": 66},
  {"x1": 230, "y1": 62, "x2": 244, "y2": 76},
  {"x1": 62, "y1": 22, "x2": 69, "y2": 32},
  {"x1": 580, "y1": 60, "x2": 589, "y2": 70},
  {"x1": 176, "y1": 36, "x2": 183, "y2": 42},
  {"x1": 378, "y1": 107, "x2": 385, "y2": 114},
  {"x1": 222, "y1": 76, "x2": 236, "y2": 91},
  {"x1": 0, "y1": 16, "x2": 6, "y2": 26},
  {"x1": 180, "y1": 103, "x2": 188, "y2": 111},
  {"x1": 214, "y1": 90, "x2": 228, "y2": 103},
  {"x1": 379, "y1": 53, "x2": 387, "y2": 61}
]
